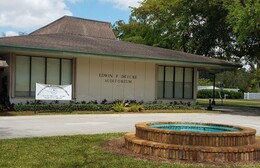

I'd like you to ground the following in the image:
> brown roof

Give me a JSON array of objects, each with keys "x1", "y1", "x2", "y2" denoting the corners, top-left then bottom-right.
[
  {"x1": 30, "y1": 16, "x2": 116, "y2": 40},
  {"x1": 0, "y1": 16, "x2": 241, "y2": 69}
]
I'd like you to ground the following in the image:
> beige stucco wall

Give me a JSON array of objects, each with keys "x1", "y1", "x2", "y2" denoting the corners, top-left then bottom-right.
[
  {"x1": 8, "y1": 54, "x2": 197, "y2": 104},
  {"x1": 76, "y1": 56, "x2": 156, "y2": 103}
]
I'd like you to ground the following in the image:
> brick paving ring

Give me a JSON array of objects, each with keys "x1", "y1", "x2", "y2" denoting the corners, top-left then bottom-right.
[{"x1": 124, "y1": 121, "x2": 260, "y2": 162}]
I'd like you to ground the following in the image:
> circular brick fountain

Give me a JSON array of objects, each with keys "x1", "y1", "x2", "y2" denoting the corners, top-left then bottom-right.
[{"x1": 124, "y1": 122, "x2": 260, "y2": 162}]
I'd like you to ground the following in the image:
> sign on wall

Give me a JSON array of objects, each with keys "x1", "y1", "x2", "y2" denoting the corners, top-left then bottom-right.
[
  {"x1": 98, "y1": 73, "x2": 137, "y2": 84},
  {"x1": 35, "y1": 83, "x2": 72, "y2": 100}
]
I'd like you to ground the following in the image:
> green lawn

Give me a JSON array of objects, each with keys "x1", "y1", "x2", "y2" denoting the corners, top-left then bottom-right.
[
  {"x1": 0, "y1": 133, "x2": 258, "y2": 168},
  {"x1": 197, "y1": 99, "x2": 260, "y2": 107}
]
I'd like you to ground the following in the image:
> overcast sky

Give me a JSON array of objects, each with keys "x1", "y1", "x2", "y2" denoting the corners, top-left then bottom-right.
[{"x1": 0, "y1": 0, "x2": 143, "y2": 36}]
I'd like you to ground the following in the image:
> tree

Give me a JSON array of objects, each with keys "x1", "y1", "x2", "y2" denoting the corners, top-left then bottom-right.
[
  {"x1": 225, "y1": 0, "x2": 260, "y2": 66},
  {"x1": 198, "y1": 78, "x2": 212, "y2": 86},
  {"x1": 113, "y1": 0, "x2": 260, "y2": 64},
  {"x1": 250, "y1": 68, "x2": 260, "y2": 91},
  {"x1": 113, "y1": 19, "x2": 153, "y2": 45},
  {"x1": 216, "y1": 69, "x2": 252, "y2": 92}
]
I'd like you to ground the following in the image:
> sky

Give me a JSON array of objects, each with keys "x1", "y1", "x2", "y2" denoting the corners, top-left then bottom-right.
[{"x1": 0, "y1": 0, "x2": 143, "y2": 37}]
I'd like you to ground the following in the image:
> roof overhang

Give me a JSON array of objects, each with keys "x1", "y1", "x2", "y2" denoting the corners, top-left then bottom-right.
[{"x1": 0, "y1": 45, "x2": 242, "y2": 70}]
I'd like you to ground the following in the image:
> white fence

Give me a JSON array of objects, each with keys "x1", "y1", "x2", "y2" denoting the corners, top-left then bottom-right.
[{"x1": 244, "y1": 92, "x2": 260, "y2": 100}]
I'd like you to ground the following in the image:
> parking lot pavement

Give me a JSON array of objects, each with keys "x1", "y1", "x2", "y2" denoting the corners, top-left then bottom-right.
[
  {"x1": 212, "y1": 105, "x2": 260, "y2": 114},
  {"x1": 1, "y1": 113, "x2": 260, "y2": 139}
]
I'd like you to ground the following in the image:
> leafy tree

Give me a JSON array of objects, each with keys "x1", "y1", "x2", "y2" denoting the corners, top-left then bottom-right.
[
  {"x1": 198, "y1": 78, "x2": 212, "y2": 86},
  {"x1": 216, "y1": 69, "x2": 252, "y2": 92},
  {"x1": 113, "y1": 19, "x2": 154, "y2": 45},
  {"x1": 225, "y1": 0, "x2": 260, "y2": 66},
  {"x1": 113, "y1": 0, "x2": 260, "y2": 64},
  {"x1": 250, "y1": 68, "x2": 260, "y2": 91},
  {"x1": 115, "y1": 0, "x2": 235, "y2": 58}
]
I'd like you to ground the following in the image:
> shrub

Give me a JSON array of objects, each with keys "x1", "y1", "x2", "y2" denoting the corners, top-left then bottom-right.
[
  {"x1": 71, "y1": 104, "x2": 112, "y2": 111},
  {"x1": 13, "y1": 104, "x2": 113, "y2": 112},
  {"x1": 112, "y1": 103, "x2": 125, "y2": 112},
  {"x1": 128, "y1": 104, "x2": 144, "y2": 112},
  {"x1": 197, "y1": 89, "x2": 243, "y2": 99},
  {"x1": 13, "y1": 100, "x2": 200, "y2": 112},
  {"x1": 143, "y1": 104, "x2": 200, "y2": 110},
  {"x1": 197, "y1": 90, "x2": 213, "y2": 98}
]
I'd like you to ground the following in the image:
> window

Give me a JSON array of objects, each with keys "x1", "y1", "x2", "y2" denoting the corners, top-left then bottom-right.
[
  {"x1": 157, "y1": 66, "x2": 194, "y2": 99},
  {"x1": 61, "y1": 59, "x2": 72, "y2": 85},
  {"x1": 47, "y1": 58, "x2": 60, "y2": 85},
  {"x1": 175, "y1": 67, "x2": 183, "y2": 98},
  {"x1": 157, "y1": 66, "x2": 164, "y2": 99},
  {"x1": 184, "y1": 68, "x2": 193, "y2": 99},
  {"x1": 15, "y1": 56, "x2": 30, "y2": 97},
  {"x1": 15, "y1": 56, "x2": 73, "y2": 97},
  {"x1": 31, "y1": 57, "x2": 45, "y2": 96},
  {"x1": 165, "y1": 67, "x2": 174, "y2": 98}
]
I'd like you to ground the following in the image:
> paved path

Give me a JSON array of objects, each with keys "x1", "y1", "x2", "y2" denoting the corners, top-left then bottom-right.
[{"x1": 0, "y1": 113, "x2": 260, "y2": 139}]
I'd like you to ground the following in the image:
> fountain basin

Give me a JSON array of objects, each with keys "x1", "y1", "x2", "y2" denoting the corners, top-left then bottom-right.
[
  {"x1": 135, "y1": 122, "x2": 256, "y2": 146},
  {"x1": 125, "y1": 121, "x2": 260, "y2": 162}
]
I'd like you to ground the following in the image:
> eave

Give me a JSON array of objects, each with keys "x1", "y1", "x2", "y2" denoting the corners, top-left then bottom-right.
[{"x1": 0, "y1": 45, "x2": 242, "y2": 70}]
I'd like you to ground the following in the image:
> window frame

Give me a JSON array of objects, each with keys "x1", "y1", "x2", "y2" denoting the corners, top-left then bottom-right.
[
  {"x1": 14, "y1": 55, "x2": 73, "y2": 98},
  {"x1": 157, "y1": 65, "x2": 194, "y2": 99}
]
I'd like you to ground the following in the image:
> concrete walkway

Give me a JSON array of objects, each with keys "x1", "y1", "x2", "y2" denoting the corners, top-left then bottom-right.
[{"x1": 0, "y1": 113, "x2": 260, "y2": 139}]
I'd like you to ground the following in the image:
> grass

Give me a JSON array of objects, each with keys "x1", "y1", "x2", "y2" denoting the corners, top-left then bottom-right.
[
  {"x1": 0, "y1": 109, "x2": 214, "y2": 116},
  {"x1": 0, "y1": 133, "x2": 258, "y2": 168},
  {"x1": 197, "y1": 99, "x2": 260, "y2": 107}
]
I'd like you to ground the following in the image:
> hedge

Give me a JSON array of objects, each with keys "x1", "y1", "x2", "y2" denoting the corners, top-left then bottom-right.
[
  {"x1": 14, "y1": 104, "x2": 113, "y2": 112},
  {"x1": 197, "y1": 90, "x2": 243, "y2": 99},
  {"x1": 13, "y1": 103, "x2": 200, "y2": 112},
  {"x1": 143, "y1": 104, "x2": 201, "y2": 110}
]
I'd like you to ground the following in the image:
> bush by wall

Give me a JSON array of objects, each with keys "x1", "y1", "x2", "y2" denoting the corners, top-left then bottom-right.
[
  {"x1": 111, "y1": 103, "x2": 125, "y2": 112},
  {"x1": 197, "y1": 90, "x2": 243, "y2": 99},
  {"x1": 143, "y1": 104, "x2": 201, "y2": 110},
  {"x1": 14, "y1": 104, "x2": 113, "y2": 112},
  {"x1": 128, "y1": 104, "x2": 144, "y2": 112},
  {"x1": 13, "y1": 101, "x2": 200, "y2": 112}
]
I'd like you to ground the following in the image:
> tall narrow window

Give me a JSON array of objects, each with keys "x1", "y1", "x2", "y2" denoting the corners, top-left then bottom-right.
[
  {"x1": 184, "y1": 68, "x2": 193, "y2": 98},
  {"x1": 31, "y1": 57, "x2": 45, "y2": 96},
  {"x1": 47, "y1": 58, "x2": 60, "y2": 85},
  {"x1": 15, "y1": 56, "x2": 30, "y2": 97},
  {"x1": 174, "y1": 67, "x2": 183, "y2": 98},
  {"x1": 61, "y1": 59, "x2": 72, "y2": 85},
  {"x1": 157, "y1": 66, "x2": 164, "y2": 99},
  {"x1": 164, "y1": 67, "x2": 174, "y2": 98}
]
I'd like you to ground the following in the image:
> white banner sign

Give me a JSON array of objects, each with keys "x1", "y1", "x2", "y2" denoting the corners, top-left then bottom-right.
[{"x1": 35, "y1": 83, "x2": 72, "y2": 100}]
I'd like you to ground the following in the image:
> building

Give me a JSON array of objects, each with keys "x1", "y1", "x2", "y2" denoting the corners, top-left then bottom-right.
[{"x1": 0, "y1": 16, "x2": 241, "y2": 104}]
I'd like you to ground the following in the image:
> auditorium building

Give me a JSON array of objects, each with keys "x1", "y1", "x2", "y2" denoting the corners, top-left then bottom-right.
[{"x1": 0, "y1": 16, "x2": 240, "y2": 104}]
